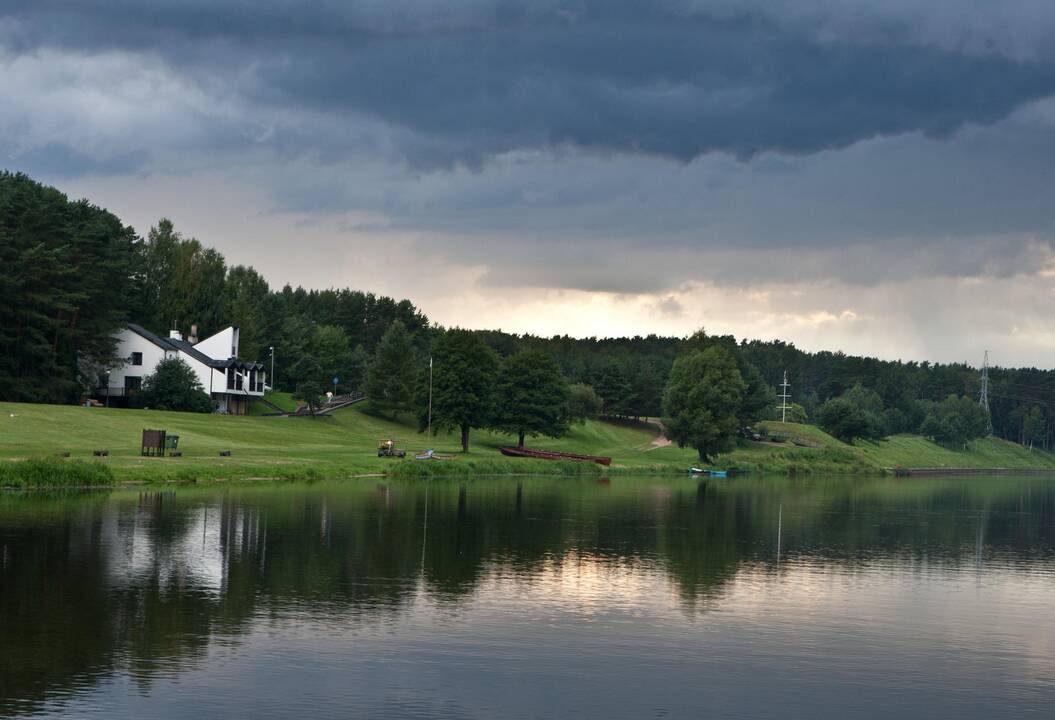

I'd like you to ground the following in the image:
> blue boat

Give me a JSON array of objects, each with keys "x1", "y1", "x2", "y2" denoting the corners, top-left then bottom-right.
[{"x1": 689, "y1": 468, "x2": 728, "y2": 478}]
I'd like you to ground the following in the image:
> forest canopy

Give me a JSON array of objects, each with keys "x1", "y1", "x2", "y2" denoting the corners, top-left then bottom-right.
[{"x1": 2, "y1": 171, "x2": 1052, "y2": 451}]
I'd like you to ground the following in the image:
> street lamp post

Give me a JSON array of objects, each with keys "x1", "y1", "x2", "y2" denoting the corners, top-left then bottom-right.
[
  {"x1": 269, "y1": 346, "x2": 275, "y2": 391},
  {"x1": 105, "y1": 371, "x2": 110, "y2": 408},
  {"x1": 427, "y1": 356, "x2": 433, "y2": 438}
]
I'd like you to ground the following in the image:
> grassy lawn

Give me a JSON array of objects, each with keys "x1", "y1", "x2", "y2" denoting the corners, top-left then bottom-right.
[
  {"x1": 4, "y1": 401, "x2": 1055, "y2": 484},
  {"x1": 0, "y1": 401, "x2": 697, "y2": 481},
  {"x1": 750, "y1": 421, "x2": 1055, "y2": 471},
  {"x1": 854, "y1": 433, "x2": 1055, "y2": 469},
  {"x1": 248, "y1": 391, "x2": 300, "y2": 415}
]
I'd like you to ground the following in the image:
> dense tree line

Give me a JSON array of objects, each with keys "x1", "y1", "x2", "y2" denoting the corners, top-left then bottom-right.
[
  {"x1": 4, "y1": 171, "x2": 1055, "y2": 453},
  {"x1": 0, "y1": 173, "x2": 427, "y2": 403},
  {"x1": 0, "y1": 172, "x2": 138, "y2": 403}
]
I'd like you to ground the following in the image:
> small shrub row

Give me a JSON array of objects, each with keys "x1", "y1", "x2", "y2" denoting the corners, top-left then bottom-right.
[
  {"x1": 387, "y1": 458, "x2": 604, "y2": 478},
  {"x1": 0, "y1": 458, "x2": 114, "y2": 488}
]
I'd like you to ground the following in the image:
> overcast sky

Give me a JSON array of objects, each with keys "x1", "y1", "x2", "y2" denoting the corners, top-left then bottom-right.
[{"x1": 5, "y1": 1, "x2": 1055, "y2": 366}]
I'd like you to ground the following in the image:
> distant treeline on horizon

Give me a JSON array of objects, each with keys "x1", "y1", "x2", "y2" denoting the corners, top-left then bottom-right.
[{"x1": 3, "y1": 169, "x2": 1053, "y2": 447}]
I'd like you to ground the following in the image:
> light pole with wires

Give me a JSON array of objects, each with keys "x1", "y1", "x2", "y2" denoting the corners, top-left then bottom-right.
[{"x1": 427, "y1": 356, "x2": 433, "y2": 438}]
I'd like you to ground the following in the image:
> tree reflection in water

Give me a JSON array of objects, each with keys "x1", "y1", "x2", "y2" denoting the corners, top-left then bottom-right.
[{"x1": 1, "y1": 475, "x2": 1053, "y2": 716}]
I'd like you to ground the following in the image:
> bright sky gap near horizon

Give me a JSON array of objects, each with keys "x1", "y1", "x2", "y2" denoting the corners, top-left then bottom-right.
[{"x1": 5, "y1": 2, "x2": 1055, "y2": 366}]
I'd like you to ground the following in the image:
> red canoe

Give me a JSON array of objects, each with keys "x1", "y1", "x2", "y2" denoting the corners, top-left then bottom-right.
[{"x1": 499, "y1": 446, "x2": 612, "y2": 466}]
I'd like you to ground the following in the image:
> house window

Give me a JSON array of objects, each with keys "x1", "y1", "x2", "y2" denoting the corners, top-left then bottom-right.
[
  {"x1": 124, "y1": 376, "x2": 142, "y2": 392},
  {"x1": 131, "y1": 352, "x2": 143, "y2": 366}
]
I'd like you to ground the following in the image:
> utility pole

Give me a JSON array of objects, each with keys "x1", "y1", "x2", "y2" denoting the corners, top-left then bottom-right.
[
  {"x1": 777, "y1": 370, "x2": 791, "y2": 423},
  {"x1": 979, "y1": 350, "x2": 992, "y2": 435},
  {"x1": 427, "y1": 356, "x2": 433, "y2": 438}
]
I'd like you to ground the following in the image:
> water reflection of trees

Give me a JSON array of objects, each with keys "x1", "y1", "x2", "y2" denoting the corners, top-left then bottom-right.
[{"x1": 1, "y1": 476, "x2": 1053, "y2": 715}]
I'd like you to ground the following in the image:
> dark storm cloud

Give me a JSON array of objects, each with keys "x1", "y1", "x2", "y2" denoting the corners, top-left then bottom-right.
[
  {"x1": 7, "y1": 143, "x2": 149, "y2": 178},
  {"x1": 5, "y1": 1, "x2": 1055, "y2": 166}
]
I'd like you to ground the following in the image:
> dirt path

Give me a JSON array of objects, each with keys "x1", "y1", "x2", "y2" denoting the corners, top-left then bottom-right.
[{"x1": 645, "y1": 419, "x2": 671, "y2": 449}]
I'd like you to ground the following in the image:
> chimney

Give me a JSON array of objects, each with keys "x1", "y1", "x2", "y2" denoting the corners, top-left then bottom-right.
[
  {"x1": 189, "y1": 324, "x2": 199, "y2": 344},
  {"x1": 168, "y1": 329, "x2": 183, "y2": 341}
]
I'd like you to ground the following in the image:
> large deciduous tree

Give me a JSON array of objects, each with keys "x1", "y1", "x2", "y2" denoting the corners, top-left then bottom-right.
[
  {"x1": 662, "y1": 346, "x2": 746, "y2": 463},
  {"x1": 134, "y1": 219, "x2": 228, "y2": 338},
  {"x1": 426, "y1": 330, "x2": 498, "y2": 452},
  {"x1": 493, "y1": 350, "x2": 570, "y2": 447},
  {"x1": 682, "y1": 329, "x2": 772, "y2": 427}
]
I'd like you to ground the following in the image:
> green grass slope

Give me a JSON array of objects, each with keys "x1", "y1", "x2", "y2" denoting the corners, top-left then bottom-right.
[
  {"x1": 247, "y1": 391, "x2": 300, "y2": 415},
  {"x1": 4, "y1": 401, "x2": 1055, "y2": 484},
  {"x1": 750, "y1": 421, "x2": 1055, "y2": 472},
  {"x1": 0, "y1": 401, "x2": 696, "y2": 482},
  {"x1": 854, "y1": 433, "x2": 1055, "y2": 470}
]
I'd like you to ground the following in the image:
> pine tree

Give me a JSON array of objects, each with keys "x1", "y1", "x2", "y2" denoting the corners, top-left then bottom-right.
[
  {"x1": 364, "y1": 320, "x2": 418, "y2": 417},
  {"x1": 0, "y1": 172, "x2": 137, "y2": 403}
]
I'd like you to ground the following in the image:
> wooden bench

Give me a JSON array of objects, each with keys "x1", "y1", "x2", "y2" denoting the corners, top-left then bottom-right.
[{"x1": 141, "y1": 429, "x2": 167, "y2": 457}]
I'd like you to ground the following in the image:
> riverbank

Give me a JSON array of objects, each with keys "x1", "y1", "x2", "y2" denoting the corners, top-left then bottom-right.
[
  {"x1": 0, "y1": 401, "x2": 686, "y2": 484},
  {"x1": 3, "y1": 401, "x2": 1055, "y2": 487}
]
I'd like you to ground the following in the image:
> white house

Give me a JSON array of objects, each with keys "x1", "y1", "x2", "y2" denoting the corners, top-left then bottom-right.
[{"x1": 99, "y1": 324, "x2": 266, "y2": 415}]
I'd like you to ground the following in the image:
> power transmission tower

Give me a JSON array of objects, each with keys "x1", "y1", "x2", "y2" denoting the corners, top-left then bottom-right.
[
  {"x1": 777, "y1": 371, "x2": 792, "y2": 423},
  {"x1": 979, "y1": 350, "x2": 992, "y2": 435}
]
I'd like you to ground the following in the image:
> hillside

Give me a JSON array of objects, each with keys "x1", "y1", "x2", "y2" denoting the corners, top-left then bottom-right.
[
  {"x1": 3, "y1": 402, "x2": 1055, "y2": 483},
  {"x1": 0, "y1": 401, "x2": 689, "y2": 481}
]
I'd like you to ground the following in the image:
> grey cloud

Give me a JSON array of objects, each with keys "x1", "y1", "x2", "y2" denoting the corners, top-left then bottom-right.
[
  {"x1": 7, "y1": 0, "x2": 1055, "y2": 304},
  {"x1": 4, "y1": 143, "x2": 149, "y2": 178},
  {"x1": 5, "y1": 1, "x2": 1055, "y2": 168}
]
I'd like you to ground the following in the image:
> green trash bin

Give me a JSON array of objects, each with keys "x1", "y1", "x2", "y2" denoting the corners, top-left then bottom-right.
[{"x1": 165, "y1": 435, "x2": 180, "y2": 450}]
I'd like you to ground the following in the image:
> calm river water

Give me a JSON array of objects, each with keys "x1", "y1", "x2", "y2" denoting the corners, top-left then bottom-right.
[{"x1": 2, "y1": 475, "x2": 1054, "y2": 719}]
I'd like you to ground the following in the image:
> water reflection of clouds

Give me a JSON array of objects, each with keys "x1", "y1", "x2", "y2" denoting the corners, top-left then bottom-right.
[{"x1": 7, "y1": 478, "x2": 1055, "y2": 718}]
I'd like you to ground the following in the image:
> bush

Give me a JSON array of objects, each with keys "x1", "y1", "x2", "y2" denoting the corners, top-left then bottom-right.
[
  {"x1": 920, "y1": 395, "x2": 989, "y2": 448},
  {"x1": 817, "y1": 384, "x2": 885, "y2": 443},
  {"x1": 0, "y1": 458, "x2": 114, "y2": 488},
  {"x1": 137, "y1": 357, "x2": 213, "y2": 413},
  {"x1": 567, "y1": 383, "x2": 603, "y2": 424}
]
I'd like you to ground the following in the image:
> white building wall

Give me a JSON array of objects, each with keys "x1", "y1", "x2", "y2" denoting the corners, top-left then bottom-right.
[
  {"x1": 106, "y1": 329, "x2": 174, "y2": 393},
  {"x1": 104, "y1": 325, "x2": 262, "y2": 411},
  {"x1": 194, "y1": 327, "x2": 239, "y2": 361},
  {"x1": 178, "y1": 354, "x2": 218, "y2": 398}
]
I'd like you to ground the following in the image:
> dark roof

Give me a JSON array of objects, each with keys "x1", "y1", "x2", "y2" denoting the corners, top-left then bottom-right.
[
  {"x1": 127, "y1": 323, "x2": 177, "y2": 351},
  {"x1": 167, "y1": 337, "x2": 226, "y2": 368},
  {"x1": 127, "y1": 324, "x2": 262, "y2": 369},
  {"x1": 212, "y1": 357, "x2": 264, "y2": 371}
]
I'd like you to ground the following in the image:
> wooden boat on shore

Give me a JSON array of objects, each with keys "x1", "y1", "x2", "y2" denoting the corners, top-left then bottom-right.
[{"x1": 499, "y1": 446, "x2": 612, "y2": 466}]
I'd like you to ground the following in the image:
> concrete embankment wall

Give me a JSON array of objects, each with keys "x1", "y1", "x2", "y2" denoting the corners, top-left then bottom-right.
[{"x1": 893, "y1": 467, "x2": 1055, "y2": 477}]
